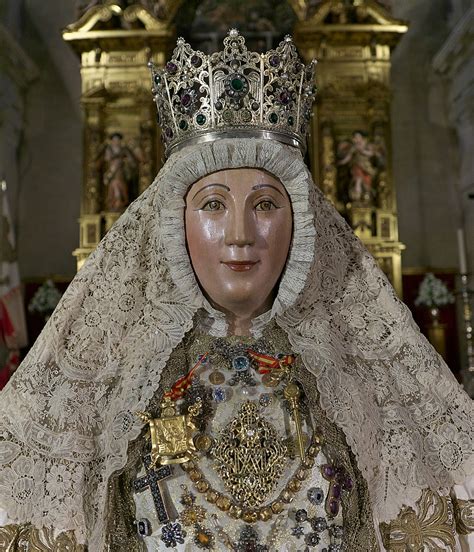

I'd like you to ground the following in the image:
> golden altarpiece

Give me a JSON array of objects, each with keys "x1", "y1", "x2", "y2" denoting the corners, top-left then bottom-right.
[
  {"x1": 291, "y1": 0, "x2": 407, "y2": 296},
  {"x1": 63, "y1": 2, "x2": 180, "y2": 269},
  {"x1": 64, "y1": 0, "x2": 407, "y2": 295}
]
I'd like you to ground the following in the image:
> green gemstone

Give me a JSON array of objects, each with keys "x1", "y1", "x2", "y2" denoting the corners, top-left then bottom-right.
[
  {"x1": 196, "y1": 114, "x2": 206, "y2": 125},
  {"x1": 231, "y1": 78, "x2": 244, "y2": 91},
  {"x1": 288, "y1": 116, "x2": 294, "y2": 126},
  {"x1": 179, "y1": 119, "x2": 188, "y2": 130},
  {"x1": 269, "y1": 113, "x2": 278, "y2": 124}
]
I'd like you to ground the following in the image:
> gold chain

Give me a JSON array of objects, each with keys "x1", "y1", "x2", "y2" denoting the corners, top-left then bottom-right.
[{"x1": 181, "y1": 432, "x2": 322, "y2": 524}]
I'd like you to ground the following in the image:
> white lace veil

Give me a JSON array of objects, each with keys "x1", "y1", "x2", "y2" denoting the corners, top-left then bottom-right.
[{"x1": 0, "y1": 138, "x2": 472, "y2": 549}]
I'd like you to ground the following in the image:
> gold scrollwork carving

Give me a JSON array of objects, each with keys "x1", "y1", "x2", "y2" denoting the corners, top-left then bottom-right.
[
  {"x1": 0, "y1": 524, "x2": 84, "y2": 551},
  {"x1": 379, "y1": 489, "x2": 457, "y2": 551},
  {"x1": 453, "y1": 497, "x2": 474, "y2": 535}
]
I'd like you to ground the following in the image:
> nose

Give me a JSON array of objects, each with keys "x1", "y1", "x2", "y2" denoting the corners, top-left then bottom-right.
[{"x1": 224, "y1": 204, "x2": 255, "y2": 247}]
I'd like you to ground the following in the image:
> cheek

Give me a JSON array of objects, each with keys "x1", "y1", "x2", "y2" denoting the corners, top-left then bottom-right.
[
  {"x1": 185, "y1": 211, "x2": 224, "y2": 278},
  {"x1": 257, "y1": 212, "x2": 293, "y2": 268}
]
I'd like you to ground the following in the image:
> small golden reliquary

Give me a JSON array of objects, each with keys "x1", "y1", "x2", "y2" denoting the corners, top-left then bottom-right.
[{"x1": 137, "y1": 397, "x2": 202, "y2": 466}]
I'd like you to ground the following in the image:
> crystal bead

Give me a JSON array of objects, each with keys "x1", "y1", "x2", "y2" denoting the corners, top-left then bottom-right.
[
  {"x1": 179, "y1": 120, "x2": 188, "y2": 130},
  {"x1": 134, "y1": 518, "x2": 152, "y2": 537},
  {"x1": 196, "y1": 114, "x2": 206, "y2": 125},
  {"x1": 288, "y1": 116, "x2": 294, "y2": 126},
  {"x1": 332, "y1": 484, "x2": 341, "y2": 499},
  {"x1": 343, "y1": 476, "x2": 353, "y2": 491},
  {"x1": 291, "y1": 525, "x2": 304, "y2": 538},
  {"x1": 280, "y1": 91, "x2": 291, "y2": 104},
  {"x1": 329, "y1": 525, "x2": 344, "y2": 539},
  {"x1": 212, "y1": 387, "x2": 226, "y2": 402},
  {"x1": 153, "y1": 74, "x2": 161, "y2": 85},
  {"x1": 322, "y1": 465, "x2": 335, "y2": 479},
  {"x1": 328, "y1": 499, "x2": 339, "y2": 516}
]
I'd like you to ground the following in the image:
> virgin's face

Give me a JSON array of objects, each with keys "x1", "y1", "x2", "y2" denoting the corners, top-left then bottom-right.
[{"x1": 185, "y1": 168, "x2": 293, "y2": 322}]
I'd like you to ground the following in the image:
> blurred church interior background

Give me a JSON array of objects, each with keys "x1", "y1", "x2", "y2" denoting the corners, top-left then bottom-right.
[{"x1": 0, "y1": 0, "x2": 473, "y2": 392}]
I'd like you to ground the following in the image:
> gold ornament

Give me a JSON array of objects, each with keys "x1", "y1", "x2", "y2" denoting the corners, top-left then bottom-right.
[
  {"x1": 136, "y1": 396, "x2": 202, "y2": 466},
  {"x1": 283, "y1": 381, "x2": 305, "y2": 461},
  {"x1": 212, "y1": 402, "x2": 287, "y2": 508}
]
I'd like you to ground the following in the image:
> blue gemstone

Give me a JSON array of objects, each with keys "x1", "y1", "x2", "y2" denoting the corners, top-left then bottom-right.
[
  {"x1": 212, "y1": 387, "x2": 226, "y2": 402},
  {"x1": 232, "y1": 355, "x2": 249, "y2": 371}
]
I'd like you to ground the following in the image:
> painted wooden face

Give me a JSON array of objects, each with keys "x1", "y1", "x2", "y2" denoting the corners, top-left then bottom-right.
[{"x1": 185, "y1": 168, "x2": 293, "y2": 324}]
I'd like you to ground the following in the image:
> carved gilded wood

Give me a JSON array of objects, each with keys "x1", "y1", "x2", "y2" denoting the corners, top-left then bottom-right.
[
  {"x1": 63, "y1": 2, "x2": 184, "y2": 269},
  {"x1": 292, "y1": 0, "x2": 407, "y2": 297}
]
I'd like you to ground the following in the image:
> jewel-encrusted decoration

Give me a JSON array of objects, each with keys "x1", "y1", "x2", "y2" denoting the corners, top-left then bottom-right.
[
  {"x1": 193, "y1": 524, "x2": 215, "y2": 549},
  {"x1": 134, "y1": 518, "x2": 152, "y2": 538},
  {"x1": 161, "y1": 521, "x2": 186, "y2": 548},
  {"x1": 181, "y1": 431, "x2": 322, "y2": 524},
  {"x1": 179, "y1": 486, "x2": 207, "y2": 527},
  {"x1": 236, "y1": 525, "x2": 269, "y2": 552},
  {"x1": 132, "y1": 454, "x2": 173, "y2": 523},
  {"x1": 149, "y1": 30, "x2": 317, "y2": 157},
  {"x1": 321, "y1": 464, "x2": 353, "y2": 517},
  {"x1": 211, "y1": 401, "x2": 288, "y2": 508},
  {"x1": 307, "y1": 486, "x2": 325, "y2": 505}
]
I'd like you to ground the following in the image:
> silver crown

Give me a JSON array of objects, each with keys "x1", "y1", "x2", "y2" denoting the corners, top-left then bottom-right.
[{"x1": 149, "y1": 30, "x2": 317, "y2": 158}]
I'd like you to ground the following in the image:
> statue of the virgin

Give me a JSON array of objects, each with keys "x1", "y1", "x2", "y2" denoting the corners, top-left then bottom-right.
[{"x1": 0, "y1": 31, "x2": 472, "y2": 551}]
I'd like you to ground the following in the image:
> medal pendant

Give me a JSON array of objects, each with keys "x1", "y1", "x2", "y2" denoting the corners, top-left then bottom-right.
[{"x1": 209, "y1": 370, "x2": 225, "y2": 385}]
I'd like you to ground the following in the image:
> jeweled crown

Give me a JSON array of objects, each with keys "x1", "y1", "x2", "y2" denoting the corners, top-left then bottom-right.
[{"x1": 149, "y1": 30, "x2": 317, "y2": 157}]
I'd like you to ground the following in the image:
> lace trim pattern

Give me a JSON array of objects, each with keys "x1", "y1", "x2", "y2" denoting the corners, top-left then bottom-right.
[{"x1": 0, "y1": 138, "x2": 472, "y2": 548}]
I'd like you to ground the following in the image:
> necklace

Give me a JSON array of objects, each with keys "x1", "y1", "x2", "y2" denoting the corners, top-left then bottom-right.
[{"x1": 181, "y1": 432, "x2": 322, "y2": 524}]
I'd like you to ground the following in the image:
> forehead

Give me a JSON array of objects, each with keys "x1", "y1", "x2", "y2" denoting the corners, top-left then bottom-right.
[{"x1": 189, "y1": 168, "x2": 286, "y2": 193}]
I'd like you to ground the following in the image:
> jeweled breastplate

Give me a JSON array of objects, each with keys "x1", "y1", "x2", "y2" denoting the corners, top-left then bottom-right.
[{"x1": 132, "y1": 335, "x2": 352, "y2": 551}]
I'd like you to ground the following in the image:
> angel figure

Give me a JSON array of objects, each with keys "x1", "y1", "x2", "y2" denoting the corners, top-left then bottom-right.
[{"x1": 337, "y1": 130, "x2": 385, "y2": 204}]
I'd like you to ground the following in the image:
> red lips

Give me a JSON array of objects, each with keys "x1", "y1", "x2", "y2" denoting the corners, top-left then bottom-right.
[{"x1": 222, "y1": 260, "x2": 259, "y2": 272}]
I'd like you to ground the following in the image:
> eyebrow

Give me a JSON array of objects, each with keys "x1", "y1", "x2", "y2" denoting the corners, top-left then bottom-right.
[
  {"x1": 252, "y1": 183, "x2": 285, "y2": 197},
  {"x1": 192, "y1": 183, "x2": 230, "y2": 200}
]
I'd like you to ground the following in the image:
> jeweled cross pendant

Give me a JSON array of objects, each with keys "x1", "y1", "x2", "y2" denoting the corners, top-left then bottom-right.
[{"x1": 133, "y1": 454, "x2": 173, "y2": 523}]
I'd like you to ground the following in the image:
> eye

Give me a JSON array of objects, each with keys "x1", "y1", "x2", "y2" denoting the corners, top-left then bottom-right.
[
  {"x1": 255, "y1": 199, "x2": 277, "y2": 211},
  {"x1": 202, "y1": 199, "x2": 224, "y2": 211}
]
